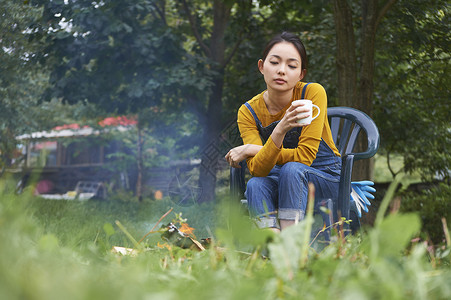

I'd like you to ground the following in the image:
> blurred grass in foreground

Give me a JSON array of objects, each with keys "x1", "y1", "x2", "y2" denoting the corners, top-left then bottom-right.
[{"x1": 0, "y1": 179, "x2": 450, "y2": 300}]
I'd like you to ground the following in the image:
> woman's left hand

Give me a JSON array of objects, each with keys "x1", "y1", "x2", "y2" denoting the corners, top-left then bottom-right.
[{"x1": 225, "y1": 144, "x2": 262, "y2": 168}]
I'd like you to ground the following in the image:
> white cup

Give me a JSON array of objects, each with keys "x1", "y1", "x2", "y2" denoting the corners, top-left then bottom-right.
[{"x1": 292, "y1": 99, "x2": 320, "y2": 125}]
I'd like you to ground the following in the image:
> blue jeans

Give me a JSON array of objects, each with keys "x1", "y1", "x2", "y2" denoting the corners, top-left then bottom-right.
[{"x1": 245, "y1": 140, "x2": 341, "y2": 228}]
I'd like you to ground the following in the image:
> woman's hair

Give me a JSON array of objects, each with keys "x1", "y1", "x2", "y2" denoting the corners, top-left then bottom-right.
[{"x1": 261, "y1": 32, "x2": 308, "y2": 71}]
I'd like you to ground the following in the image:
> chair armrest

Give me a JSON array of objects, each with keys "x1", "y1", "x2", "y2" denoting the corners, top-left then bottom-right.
[{"x1": 351, "y1": 135, "x2": 379, "y2": 161}]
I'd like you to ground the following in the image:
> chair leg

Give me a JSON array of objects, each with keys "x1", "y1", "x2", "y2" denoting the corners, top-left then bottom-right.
[
  {"x1": 315, "y1": 198, "x2": 334, "y2": 242},
  {"x1": 349, "y1": 210, "x2": 361, "y2": 234}
]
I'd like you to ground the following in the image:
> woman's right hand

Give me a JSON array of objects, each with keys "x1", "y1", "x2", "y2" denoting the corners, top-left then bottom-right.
[
  {"x1": 271, "y1": 102, "x2": 310, "y2": 148},
  {"x1": 280, "y1": 101, "x2": 311, "y2": 132}
]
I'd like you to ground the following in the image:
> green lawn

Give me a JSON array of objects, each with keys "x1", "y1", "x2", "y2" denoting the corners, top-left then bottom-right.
[{"x1": 374, "y1": 153, "x2": 423, "y2": 185}]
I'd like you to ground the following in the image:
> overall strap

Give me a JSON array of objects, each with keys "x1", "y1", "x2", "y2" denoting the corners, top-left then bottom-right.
[
  {"x1": 244, "y1": 102, "x2": 263, "y2": 127},
  {"x1": 301, "y1": 82, "x2": 311, "y2": 99}
]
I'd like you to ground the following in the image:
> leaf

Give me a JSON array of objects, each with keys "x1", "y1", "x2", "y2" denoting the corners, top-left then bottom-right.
[
  {"x1": 103, "y1": 222, "x2": 115, "y2": 238},
  {"x1": 38, "y1": 234, "x2": 59, "y2": 251},
  {"x1": 179, "y1": 223, "x2": 196, "y2": 238},
  {"x1": 367, "y1": 213, "x2": 421, "y2": 259},
  {"x1": 267, "y1": 218, "x2": 313, "y2": 281},
  {"x1": 216, "y1": 201, "x2": 275, "y2": 249}
]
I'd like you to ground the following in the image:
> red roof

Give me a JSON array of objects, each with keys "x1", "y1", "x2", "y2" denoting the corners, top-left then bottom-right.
[
  {"x1": 52, "y1": 116, "x2": 137, "y2": 131},
  {"x1": 98, "y1": 116, "x2": 138, "y2": 127},
  {"x1": 53, "y1": 123, "x2": 89, "y2": 131}
]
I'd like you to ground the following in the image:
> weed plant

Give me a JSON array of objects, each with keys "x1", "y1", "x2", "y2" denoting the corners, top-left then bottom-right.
[{"x1": 0, "y1": 180, "x2": 450, "y2": 300}]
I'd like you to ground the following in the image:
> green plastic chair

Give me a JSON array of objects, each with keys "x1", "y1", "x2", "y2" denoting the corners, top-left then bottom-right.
[{"x1": 230, "y1": 106, "x2": 380, "y2": 234}]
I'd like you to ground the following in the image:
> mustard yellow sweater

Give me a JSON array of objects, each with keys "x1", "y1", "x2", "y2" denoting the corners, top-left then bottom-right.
[{"x1": 237, "y1": 81, "x2": 340, "y2": 177}]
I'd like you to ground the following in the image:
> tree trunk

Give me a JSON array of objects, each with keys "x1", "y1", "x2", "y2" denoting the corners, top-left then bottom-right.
[
  {"x1": 333, "y1": 0, "x2": 394, "y2": 181},
  {"x1": 194, "y1": 0, "x2": 231, "y2": 203},
  {"x1": 353, "y1": 0, "x2": 379, "y2": 180},
  {"x1": 333, "y1": 0, "x2": 358, "y2": 107},
  {"x1": 198, "y1": 74, "x2": 224, "y2": 203}
]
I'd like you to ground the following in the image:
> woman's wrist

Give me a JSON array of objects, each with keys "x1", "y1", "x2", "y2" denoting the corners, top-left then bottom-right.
[
  {"x1": 271, "y1": 124, "x2": 287, "y2": 148},
  {"x1": 242, "y1": 144, "x2": 262, "y2": 157}
]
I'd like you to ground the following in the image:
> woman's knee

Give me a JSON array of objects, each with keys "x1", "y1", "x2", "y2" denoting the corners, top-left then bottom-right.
[
  {"x1": 245, "y1": 177, "x2": 268, "y2": 198},
  {"x1": 280, "y1": 162, "x2": 308, "y2": 181},
  {"x1": 245, "y1": 176, "x2": 278, "y2": 201},
  {"x1": 246, "y1": 177, "x2": 261, "y2": 192}
]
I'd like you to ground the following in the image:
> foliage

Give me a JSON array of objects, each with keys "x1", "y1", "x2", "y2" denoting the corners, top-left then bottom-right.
[
  {"x1": 0, "y1": 1, "x2": 48, "y2": 166},
  {"x1": 0, "y1": 1, "x2": 109, "y2": 172},
  {"x1": 399, "y1": 183, "x2": 451, "y2": 244},
  {"x1": 374, "y1": 0, "x2": 451, "y2": 180},
  {"x1": 34, "y1": 0, "x2": 190, "y2": 113},
  {"x1": 27, "y1": 0, "x2": 209, "y2": 198},
  {"x1": 30, "y1": 0, "x2": 205, "y2": 150},
  {"x1": 0, "y1": 178, "x2": 450, "y2": 299}
]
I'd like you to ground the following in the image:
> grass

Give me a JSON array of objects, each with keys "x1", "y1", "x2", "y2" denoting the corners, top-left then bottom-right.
[
  {"x1": 28, "y1": 195, "x2": 219, "y2": 251},
  {"x1": 1, "y1": 178, "x2": 450, "y2": 300},
  {"x1": 373, "y1": 153, "x2": 423, "y2": 186}
]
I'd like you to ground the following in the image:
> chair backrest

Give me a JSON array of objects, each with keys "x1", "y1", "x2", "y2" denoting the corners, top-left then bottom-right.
[
  {"x1": 327, "y1": 107, "x2": 380, "y2": 232},
  {"x1": 327, "y1": 107, "x2": 380, "y2": 161}
]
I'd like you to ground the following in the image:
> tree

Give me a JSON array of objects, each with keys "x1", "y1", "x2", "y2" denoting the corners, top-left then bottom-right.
[
  {"x1": 332, "y1": 0, "x2": 397, "y2": 180},
  {"x1": 33, "y1": 0, "x2": 206, "y2": 200},
  {"x1": 0, "y1": 1, "x2": 49, "y2": 169},
  {"x1": 374, "y1": 0, "x2": 450, "y2": 180},
  {"x1": 174, "y1": 0, "x2": 256, "y2": 202}
]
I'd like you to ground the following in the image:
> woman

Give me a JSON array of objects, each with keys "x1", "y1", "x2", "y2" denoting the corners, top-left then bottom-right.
[{"x1": 225, "y1": 32, "x2": 341, "y2": 231}]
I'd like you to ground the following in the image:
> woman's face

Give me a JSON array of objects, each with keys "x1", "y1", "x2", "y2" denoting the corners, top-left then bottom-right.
[{"x1": 258, "y1": 41, "x2": 305, "y2": 92}]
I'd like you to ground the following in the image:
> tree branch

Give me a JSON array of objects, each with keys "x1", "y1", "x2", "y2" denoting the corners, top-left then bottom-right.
[
  {"x1": 180, "y1": 0, "x2": 211, "y2": 57},
  {"x1": 150, "y1": 0, "x2": 167, "y2": 26},
  {"x1": 387, "y1": 150, "x2": 403, "y2": 178},
  {"x1": 222, "y1": 36, "x2": 242, "y2": 68},
  {"x1": 375, "y1": 0, "x2": 397, "y2": 30}
]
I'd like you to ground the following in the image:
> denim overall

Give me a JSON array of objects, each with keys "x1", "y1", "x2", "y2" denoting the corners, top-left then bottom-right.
[{"x1": 244, "y1": 83, "x2": 342, "y2": 228}]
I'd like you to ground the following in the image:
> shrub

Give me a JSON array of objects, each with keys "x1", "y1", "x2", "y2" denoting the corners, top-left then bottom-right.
[{"x1": 399, "y1": 183, "x2": 451, "y2": 244}]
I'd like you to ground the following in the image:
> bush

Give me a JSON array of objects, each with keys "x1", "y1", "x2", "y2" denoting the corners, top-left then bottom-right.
[{"x1": 399, "y1": 183, "x2": 451, "y2": 244}]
